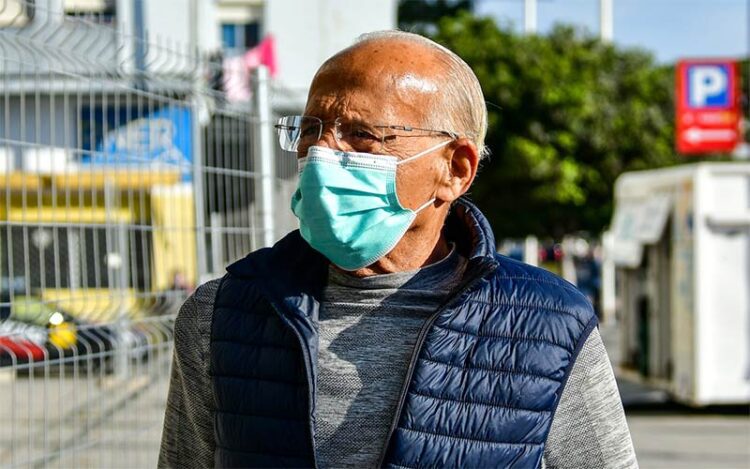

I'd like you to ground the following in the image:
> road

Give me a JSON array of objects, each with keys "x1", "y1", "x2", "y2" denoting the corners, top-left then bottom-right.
[
  {"x1": 600, "y1": 322, "x2": 750, "y2": 469},
  {"x1": 626, "y1": 405, "x2": 749, "y2": 469}
]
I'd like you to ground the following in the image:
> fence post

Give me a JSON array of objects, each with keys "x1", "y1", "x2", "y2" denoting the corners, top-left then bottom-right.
[
  {"x1": 192, "y1": 49, "x2": 208, "y2": 283},
  {"x1": 252, "y1": 65, "x2": 275, "y2": 248},
  {"x1": 524, "y1": 235, "x2": 539, "y2": 267}
]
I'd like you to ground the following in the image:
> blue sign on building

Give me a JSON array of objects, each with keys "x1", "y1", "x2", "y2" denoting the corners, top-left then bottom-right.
[
  {"x1": 686, "y1": 64, "x2": 731, "y2": 109},
  {"x1": 81, "y1": 105, "x2": 193, "y2": 181}
]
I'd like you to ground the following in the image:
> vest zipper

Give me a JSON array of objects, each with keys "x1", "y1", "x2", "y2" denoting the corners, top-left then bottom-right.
[
  {"x1": 377, "y1": 258, "x2": 498, "y2": 467},
  {"x1": 268, "y1": 303, "x2": 319, "y2": 469}
]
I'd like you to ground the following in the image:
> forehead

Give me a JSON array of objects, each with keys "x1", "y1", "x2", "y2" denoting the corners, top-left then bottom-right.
[{"x1": 305, "y1": 39, "x2": 444, "y2": 124}]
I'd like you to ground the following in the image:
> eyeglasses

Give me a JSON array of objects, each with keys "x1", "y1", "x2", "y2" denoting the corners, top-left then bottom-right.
[{"x1": 274, "y1": 115, "x2": 459, "y2": 153}]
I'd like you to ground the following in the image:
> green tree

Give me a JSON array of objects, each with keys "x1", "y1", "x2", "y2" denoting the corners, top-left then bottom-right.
[
  {"x1": 431, "y1": 14, "x2": 682, "y2": 238},
  {"x1": 398, "y1": 0, "x2": 475, "y2": 34}
]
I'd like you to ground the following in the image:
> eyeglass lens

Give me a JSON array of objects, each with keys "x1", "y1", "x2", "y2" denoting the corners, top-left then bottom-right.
[{"x1": 276, "y1": 116, "x2": 390, "y2": 153}]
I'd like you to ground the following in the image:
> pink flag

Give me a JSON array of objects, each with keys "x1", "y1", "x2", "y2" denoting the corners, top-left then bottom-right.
[{"x1": 244, "y1": 34, "x2": 278, "y2": 78}]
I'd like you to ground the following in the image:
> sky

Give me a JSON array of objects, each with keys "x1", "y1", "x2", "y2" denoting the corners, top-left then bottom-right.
[{"x1": 474, "y1": 0, "x2": 749, "y2": 64}]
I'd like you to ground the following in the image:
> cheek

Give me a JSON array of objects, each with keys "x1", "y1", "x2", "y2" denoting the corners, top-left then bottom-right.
[{"x1": 395, "y1": 158, "x2": 444, "y2": 209}]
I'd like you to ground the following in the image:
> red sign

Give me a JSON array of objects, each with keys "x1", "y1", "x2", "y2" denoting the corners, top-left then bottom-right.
[{"x1": 676, "y1": 60, "x2": 742, "y2": 154}]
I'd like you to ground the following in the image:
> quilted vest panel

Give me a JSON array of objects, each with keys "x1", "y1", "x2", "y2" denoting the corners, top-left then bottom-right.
[
  {"x1": 211, "y1": 275, "x2": 315, "y2": 468},
  {"x1": 381, "y1": 255, "x2": 597, "y2": 468}
]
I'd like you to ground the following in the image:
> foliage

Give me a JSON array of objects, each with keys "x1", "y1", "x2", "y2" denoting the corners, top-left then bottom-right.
[
  {"x1": 429, "y1": 14, "x2": 683, "y2": 238},
  {"x1": 398, "y1": 0, "x2": 475, "y2": 34}
]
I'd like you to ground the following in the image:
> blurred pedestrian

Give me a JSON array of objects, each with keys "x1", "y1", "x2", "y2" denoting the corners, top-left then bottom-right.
[{"x1": 159, "y1": 30, "x2": 637, "y2": 468}]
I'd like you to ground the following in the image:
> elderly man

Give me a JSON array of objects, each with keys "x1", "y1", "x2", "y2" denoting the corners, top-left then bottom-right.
[{"x1": 159, "y1": 31, "x2": 637, "y2": 468}]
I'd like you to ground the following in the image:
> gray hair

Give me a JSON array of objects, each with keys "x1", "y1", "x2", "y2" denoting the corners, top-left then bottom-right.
[{"x1": 355, "y1": 30, "x2": 489, "y2": 159}]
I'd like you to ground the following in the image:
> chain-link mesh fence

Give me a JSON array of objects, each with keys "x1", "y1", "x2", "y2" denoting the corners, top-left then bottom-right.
[{"x1": 0, "y1": 1, "x2": 290, "y2": 466}]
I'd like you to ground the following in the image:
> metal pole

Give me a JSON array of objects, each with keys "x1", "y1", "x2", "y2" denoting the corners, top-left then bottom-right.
[
  {"x1": 192, "y1": 49, "x2": 208, "y2": 281},
  {"x1": 600, "y1": 0, "x2": 613, "y2": 43},
  {"x1": 601, "y1": 230, "x2": 617, "y2": 324},
  {"x1": 253, "y1": 65, "x2": 275, "y2": 247},
  {"x1": 132, "y1": 0, "x2": 146, "y2": 89},
  {"x1": 523, "y1": 235, "x2": 539, "y2": 267},
  {"x1": 561, "y1": 236, "x2": 578, "y2": 285},
  {"x1": 189, "y1": 0, "x2": 198, "y2": 50},
  {"x1": 524, "y1": 0, "x2": 537, "y2": 34},
  {"x1": 744, "y1": 0, "x2": 750, "y2": 156},
  {"x1": 210, "y1": 212, "x2": 224, "y2": 274}
]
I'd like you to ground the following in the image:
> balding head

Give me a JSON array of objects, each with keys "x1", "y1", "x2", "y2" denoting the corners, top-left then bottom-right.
[
  {"x1": 299, "y1": 31, "x2": 484, "y2": 275},
  {"x1": 309, "y1": 31, "x2": 488, "y2": 159}
]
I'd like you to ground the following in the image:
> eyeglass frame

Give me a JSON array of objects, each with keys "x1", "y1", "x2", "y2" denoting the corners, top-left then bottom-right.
[{"x1": 274, "y1": 115, "x2": 461, "y2": 153}]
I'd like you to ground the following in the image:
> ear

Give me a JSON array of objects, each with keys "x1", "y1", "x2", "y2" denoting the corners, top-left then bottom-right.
[{"x1": 435, "y1": 138, "x2": 479, "y2": 203}]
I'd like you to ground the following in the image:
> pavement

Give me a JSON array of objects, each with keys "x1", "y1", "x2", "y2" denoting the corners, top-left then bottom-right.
[
  {"x1": 599, "y1": 321, "x2": 750, "y2": 469},
  {"x1": 1, "y1": 320, "x2": 748, "y2": 468},
  {"x1": 0, "y1": 353, "x2": 169, "y2": 468}
]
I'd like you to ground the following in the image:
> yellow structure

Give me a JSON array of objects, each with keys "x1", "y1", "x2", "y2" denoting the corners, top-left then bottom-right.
[
  {"x1": 150, "y1": 184, "x2": 198, "y2": 292},
  {"x1": 0, "y1": 168, "x2": 197, "y2": 322}
]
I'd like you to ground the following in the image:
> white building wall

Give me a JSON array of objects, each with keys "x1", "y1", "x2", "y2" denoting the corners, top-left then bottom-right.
[
  {"x1": 0, "y1": 97, "x2": 78, "y2": 172},
  {"x1": 117, "y1": 0, "x2": 219, "y2": 74},
  {"x1": 693, "y1": 166, "x2": 750, "y2": 404},
  {"x1": 264, "y1": 0, "x2": 397, "y2": 96}
]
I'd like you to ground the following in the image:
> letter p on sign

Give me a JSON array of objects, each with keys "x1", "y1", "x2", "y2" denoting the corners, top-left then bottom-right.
[
  {"x1": 688, "y1": 65, "x2": 729, "y2": 108},
  {"x1": 676, "y1": 60, "x2": 740, "y2": 154}
]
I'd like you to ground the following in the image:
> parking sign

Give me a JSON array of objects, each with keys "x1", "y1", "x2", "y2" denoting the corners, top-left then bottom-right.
[{"x1": 676, "y1": 60, "x2": 741, "y2": 154}]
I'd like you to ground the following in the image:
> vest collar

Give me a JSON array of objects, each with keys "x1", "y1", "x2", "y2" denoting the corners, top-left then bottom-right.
[
  {"x1": 225, "y1": 197, "x2": 497, "y2": 297},
  {"x1": 446, "y1": 197, "x2": 497, "y2": 262}
]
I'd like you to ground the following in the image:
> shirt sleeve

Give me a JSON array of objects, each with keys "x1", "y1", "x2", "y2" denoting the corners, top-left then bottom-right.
[
  {"x1": 158, "y1": 279, "x2": 221, "y2": 469},
  {"x1": 543, "y1": 327, "x2": 639, "y2": 469}
]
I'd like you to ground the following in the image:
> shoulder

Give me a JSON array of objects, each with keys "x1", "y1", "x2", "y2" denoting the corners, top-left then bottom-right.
[
  {"x1": 490, "y1": 253, "x2": 585, "y2": 294},
  {"x1": 225, "y1": 230, "x2": 327, "y2": 281},
  {"x1": 223, "y1": 230, "x2": 329, "y2": 304},
  {"x1": 173, "y1": 278, "x2": 223, "y2": 353},
  {"x1": 177, "y1": 278, "x2": 222, "y2": 322},
  {"x1": 192, "y1": 278, "x2": 223, "y2": 308},
  {"x1": 475, "y1": 254, "x2": 597, "y2": 330}
]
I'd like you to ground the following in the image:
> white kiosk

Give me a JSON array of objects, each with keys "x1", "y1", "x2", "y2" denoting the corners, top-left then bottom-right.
[{"x1": 610, "y1": 163, "x2": 750, "y2": 406}]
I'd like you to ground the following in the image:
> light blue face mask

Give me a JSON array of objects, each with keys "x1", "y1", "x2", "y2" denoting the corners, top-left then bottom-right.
[{"x1": 291, "y1": 141, "x2": 451, "y2": 271}]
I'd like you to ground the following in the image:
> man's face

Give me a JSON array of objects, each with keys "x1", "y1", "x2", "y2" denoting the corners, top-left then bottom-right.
[{"x1": 302, "y1": 40, "x2": 451, "y2": 213}]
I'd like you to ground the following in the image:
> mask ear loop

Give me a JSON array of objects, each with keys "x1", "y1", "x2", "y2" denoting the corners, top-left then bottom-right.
[
  {"x1": 396, "y1": 139, "x2": 452, "y2": 166},
  {"x1": 413, "y1": 197, "x2": 436, "y2": 213},
  {"x1": 397, "y1": 139, "x2": 453, "y2": 213}
]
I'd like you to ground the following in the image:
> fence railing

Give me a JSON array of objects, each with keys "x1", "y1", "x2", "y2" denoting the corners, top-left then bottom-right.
[{"x1": 0, "y1": 1, "x2": 285, "y2": 467}]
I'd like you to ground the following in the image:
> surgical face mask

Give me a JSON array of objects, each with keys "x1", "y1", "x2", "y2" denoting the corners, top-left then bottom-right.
[{"x1": 290, "y1": 141, "x2": 450, "y2": 271}]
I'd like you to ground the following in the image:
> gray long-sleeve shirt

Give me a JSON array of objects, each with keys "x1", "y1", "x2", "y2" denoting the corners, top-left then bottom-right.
[{"x1": 159, "y1": 258, "x2": 637, "y2": 468}]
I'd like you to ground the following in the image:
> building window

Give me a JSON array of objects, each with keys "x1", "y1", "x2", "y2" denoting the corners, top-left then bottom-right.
[
  {"x1": 64, "y1": 0, "x2": 116, "y2": 24},
  {"x1": 221, "y1": 22, "x2": 260, "y2": 53},
  {"x1": 221, "y1": 23, "x2": 237, "y2": 49}
]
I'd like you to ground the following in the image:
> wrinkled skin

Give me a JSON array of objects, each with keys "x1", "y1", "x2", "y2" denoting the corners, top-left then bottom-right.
[{"x1": 303, "y1": 38, "x2": 479, "y2": 277}]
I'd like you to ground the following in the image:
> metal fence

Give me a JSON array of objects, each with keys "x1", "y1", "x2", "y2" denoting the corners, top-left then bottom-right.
[{"x1": 0, "y1": 1, "x2": 290, "y2": 467}]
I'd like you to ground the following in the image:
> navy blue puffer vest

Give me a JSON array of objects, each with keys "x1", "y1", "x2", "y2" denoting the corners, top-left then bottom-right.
[{"x1": 211, "y1": 198, "x2": 597, "y2": 468}]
